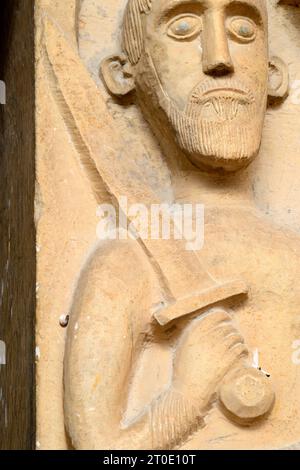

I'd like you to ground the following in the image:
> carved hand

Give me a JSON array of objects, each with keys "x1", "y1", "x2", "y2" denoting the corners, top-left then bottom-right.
[{"x1": 172, "y1": 308, "x2": 248, "y2": 409}]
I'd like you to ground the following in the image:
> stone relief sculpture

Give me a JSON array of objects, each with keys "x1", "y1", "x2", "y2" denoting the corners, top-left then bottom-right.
[{"x1": 36, "y1": 0, "x2": 300, "y2": 450}]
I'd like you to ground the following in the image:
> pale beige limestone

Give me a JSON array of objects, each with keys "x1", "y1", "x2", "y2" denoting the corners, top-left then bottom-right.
[{"x1": 36, "y1": 0, "x2": 300, "y2": 449}]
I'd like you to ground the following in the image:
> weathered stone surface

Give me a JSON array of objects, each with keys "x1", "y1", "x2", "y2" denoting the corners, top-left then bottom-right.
[{"x1": 36, "y1": 0, "x2": 300, "y2": 450}]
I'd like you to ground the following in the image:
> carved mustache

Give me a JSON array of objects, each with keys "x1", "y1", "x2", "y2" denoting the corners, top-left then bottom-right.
[
  {"x1": 186, "y1": 79, "x2": 255, "y2": 121},
  {"x1": 187, "y1": 79, "x2": 255, "y2": 106}
]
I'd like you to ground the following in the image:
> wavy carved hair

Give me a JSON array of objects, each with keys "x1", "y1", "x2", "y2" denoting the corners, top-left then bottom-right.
[{"x1": 123, "y1": 0, "x2": 152, "y2": 65}]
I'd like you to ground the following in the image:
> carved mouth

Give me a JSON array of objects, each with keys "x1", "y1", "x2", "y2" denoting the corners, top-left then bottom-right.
[
  {"x1": 202, "y1": 87, "x2": 250, "y2": 101},
  {"x1": 186, "y1": 80, "x2": 255, "y2": 121},
  {"x1": 191, "y1": 79, "x2": 255, "y2": 100},
  {"x1": 204, "y1": 86, "x2": 247, "y2": 94},
  {"x1": 187, "y1": 90, "x2": 254, "y2": 121}
]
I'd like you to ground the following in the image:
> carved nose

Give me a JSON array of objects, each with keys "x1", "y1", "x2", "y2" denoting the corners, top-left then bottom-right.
[
  {"x1": 203, "y1": 59, "x2": 233, "y2": 76},
  {"x1": 202, "y1": 10, "x2": 234, "y2": 77}
]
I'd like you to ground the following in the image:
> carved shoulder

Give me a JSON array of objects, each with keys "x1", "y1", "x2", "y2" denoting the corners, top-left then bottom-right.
[
  {"x1": 65, "y1": 237, "x2": 159, "y2": 362},
  {"x1": 81, "y1": 238, "x2": 153, "y2": 289}
]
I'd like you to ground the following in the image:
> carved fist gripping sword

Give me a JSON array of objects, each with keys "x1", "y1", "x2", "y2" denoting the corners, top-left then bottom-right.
[{"x1": 44, "y1": 19, "x2": 275, "y2": 424}]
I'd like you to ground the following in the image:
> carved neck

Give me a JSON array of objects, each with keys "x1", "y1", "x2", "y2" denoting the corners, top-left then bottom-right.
[{"x1": 172, "y1": 168, "x2": 256, "y2": 210}]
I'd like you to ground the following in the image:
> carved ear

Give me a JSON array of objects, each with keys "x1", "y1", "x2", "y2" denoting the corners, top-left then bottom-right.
[
  {"x1": 268, "y1": 56, "x2": 289, "y2": 105},
  {"x1": 100, "y1": 54, "x2": 135, "y2": 97}
]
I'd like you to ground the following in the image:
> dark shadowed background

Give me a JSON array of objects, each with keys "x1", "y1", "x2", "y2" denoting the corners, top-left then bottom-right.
[{"x1": 0, "y1": 0, "x2": 36, "y2": 450}]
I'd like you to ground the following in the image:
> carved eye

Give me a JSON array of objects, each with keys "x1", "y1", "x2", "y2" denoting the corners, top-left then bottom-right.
[
  {"x1": 228, "y1": 17, "x2": 256, "y2": 43},
  {"x1": 167, "y1": 14, "x2": 202, "y2": 40}
]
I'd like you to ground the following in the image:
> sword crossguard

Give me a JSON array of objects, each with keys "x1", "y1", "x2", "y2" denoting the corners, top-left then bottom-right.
[{"x1": 154, "y1": 279, "x2": 248, "y2": 326}]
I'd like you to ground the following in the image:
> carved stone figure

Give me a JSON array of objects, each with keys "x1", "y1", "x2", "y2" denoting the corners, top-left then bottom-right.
[
  {"x1": 36, "y1": 0, "x2": 300, "y2": 450},
  {"x1": 63, "y1": 0, "x2": 287, "y2": 449}
]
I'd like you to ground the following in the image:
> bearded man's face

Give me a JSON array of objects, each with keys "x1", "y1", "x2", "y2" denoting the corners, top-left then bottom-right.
[{"x1": 133, "y1": 0, "x2": 269, "y2": 172}]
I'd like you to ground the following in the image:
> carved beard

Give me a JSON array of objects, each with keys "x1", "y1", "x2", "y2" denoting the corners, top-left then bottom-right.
[
  {"x1": 136, "y1": 53, "x2": 267, "y2": 172},
  {"x1": 167, "y1": 79, "x2": 267, "y2": 171}
]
